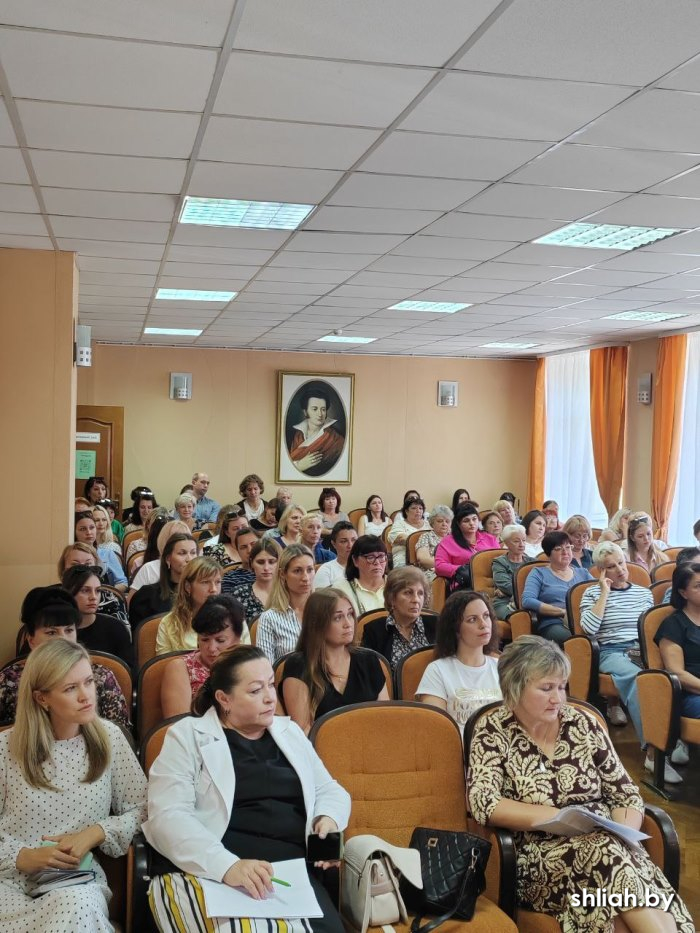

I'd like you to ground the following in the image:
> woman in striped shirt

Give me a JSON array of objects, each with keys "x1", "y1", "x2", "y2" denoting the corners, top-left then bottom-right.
[{"x1": 256, "y1": 544, "x2": 315, "y2": 664}]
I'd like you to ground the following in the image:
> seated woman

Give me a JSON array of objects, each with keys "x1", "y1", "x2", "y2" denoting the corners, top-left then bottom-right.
[
  {"x1": 57, "y1": 542, "x2": 127, "y2": 626},
  {"x1": 317, "y1": 487, "x2": 349, "y2": 538},
  {"x1": 313, "y1": 522, "x2": 358, "y2": 589},
  {"x1": 416, "y1": 590, "x2": 501, "y2": 731},
  {"x1": 334, "y1": 535, "x2": 388, "y2": 617},
  {"x1": 598, "y1": 506, "x2": 632, "y2": 544},
  {"x1": 578, "y1": 543, "x2": 685, "y2": 782},
  {"x1": 626, "y1": 516, "x2": 669, "y2": 574},
  {"x1": 492, "y1": 524, "x2": 532, "y2": 621},
  {"x1": 161, "y1": 595, "x2": 245, "y2": 718},
  {"x1": 122, "y1": 488, "x2": 158, "y2": 535},
  {"x1": 203, "y1": 507, "x2": 248, "y2": 567},
  {"x1": 74, "y1": 511, "x2": 127, "y2": 592},
  {"x1": 300, "y1": 514, "x2": 336, "y2": 564},
  {"x1": 124, "y1": 507, "x2": 170, "y2": 574},
  {"x1": 493, "y1": 498, "x2": 517, "y2": 528},
  {"x1": 521, "y1": 509, "x2": 547, "y2": 559},
  {"x1": 0, "y1": 639, "x2": 146, "y2": 932},
  {"x1": 387, "y1": 497, "x2": 430, "y2": 569},
  {"x1": 256, "y1": 544, "x2": 315, "y2": 664},
  {"x1": 130, "y1": 520, "x2": 193, "y2": 600},
  {"x1": 415, "y1": 505, "x2": 453, "y2": 585},
  {"x1": 434, "y1": 504, "x2": 501, "y2": 582},
  {"x1": 144, "y1": 646, "x2": 350, "y2": 933},
  {"x1": 156, "y1": 557, "x2": 223, "y2": 654},
  {"x1": 271, "y1": 503, "x2": 306, "y2": 550},
  {"x1": 173, "y1": 491, "x2": 204, "y2": 533},
  {"x1": 0, "y1": 587, "x2": 128, "y2": 727},
  {"x1": 61, "y1": 565, "x2": 133, "y2": 666},
  {"x1": 236, "y1": 473, "x2": 267, "y2": 523},
  {"x1": 481, "y1": 511, "x2": 504, "y2": 540},
  {"x1": 357, "y1": 493, "x2": 392, "y2": 537},
  {"x1": 655, "y1": 560, "x2": 700, "y2": 726},
  {"x1": 361, "y1": 566, "x2": 436, "y2": 669},
  {"x1": 129, "y1": 532, "x2": 197, "y2": 628},
  {"x1": 97, "y1": 497, "x2": 124, "y2": 545},
  {"x1": 92, "y1": 504, "x2": 121, "y2": 558},
  {"x1": 250, "y1": 497, "x2": 279, "y2": 535},
  {"x1": 227, "y1": 539, "x2": 281, "y2": 624},
  {"x1": 542, "y1": 500, "x2": 563, "y2": 532},
  {"x1": 521, "y1": 531, "x2": 593, "y2": 646},
  {"x1": 562, "y1": 514, "x2": 594, "y2": 569},
  {"x1": 468, "y1": 636, "x2": 693, "y2": 933},
  {"x1": 451, "y1": 489, "x2": 471, "y2": 514},
  {"x1": 84, "y1": 475, "x2": 107, "y2": 507},
  {"x1": 281, "y1": 589, "x2": 390, "y2": 733}
]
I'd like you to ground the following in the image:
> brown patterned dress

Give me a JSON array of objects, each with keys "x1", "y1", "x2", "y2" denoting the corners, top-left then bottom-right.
[{"x1": 468, "y1": 704, "x2": 694, "y2": 932}]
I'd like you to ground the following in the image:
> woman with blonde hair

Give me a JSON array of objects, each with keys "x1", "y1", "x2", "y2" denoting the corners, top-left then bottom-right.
[
  {"x1": 92, "y1": 504, "x2": 121, "y2": 558},
  {"x1": 626, "y1": 517, "x2": 669, "y2": 574},
  {"x1": 155, "y1": 556, "x2": 223, "y2": 654},
  {"x1": 256, "y1": 544, "x2": 315, "y2": 663},
  {"x1": 281, "y1": 589, "x2": 389, "y2": 733},
  {"x1": 173, "y1": 491, "x2": 202, "y2": 532},
  {"x1": 0, "y1": 639, "x2": 146, "y2": 930},
  {"x1": 272, "y1": 503, "x2": 307, "y2": 549},
  {"x1": 599, "y1": 507, "x2": 632, "y2": 544},
  {"x1": 562, "y1": 514, "x2": 593, "y2": 569}
]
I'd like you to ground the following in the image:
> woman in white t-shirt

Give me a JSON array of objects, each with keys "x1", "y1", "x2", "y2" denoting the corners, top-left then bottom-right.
[{"x1": 416, "y1": 590, "x2": 502, "y2": 732}]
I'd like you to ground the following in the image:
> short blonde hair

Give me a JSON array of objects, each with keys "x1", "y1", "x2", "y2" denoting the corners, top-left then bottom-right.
[
  {"x1": 278, "y1": 503, "x2": 306, "y2": 536},
  {"x1": 493, "y1": 499, "x2": 514, "y2": 512},
  {"x1": 175, "y1": 492, "x2": 197, "y2": 510},
  {"x1": 592, "y1": 541, "x2": 625, "y2": 568},
  {"x1": 562, "y1": 514, "x2": 591, "y2": 536},
  {"x1": 497, "y1": 635, "x2": 570, "y2": 710}
]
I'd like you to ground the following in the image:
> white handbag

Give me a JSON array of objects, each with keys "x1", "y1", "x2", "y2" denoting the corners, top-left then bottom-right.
[{"x1": 341, "y1": 835, "x2": 423, "y2": 933}]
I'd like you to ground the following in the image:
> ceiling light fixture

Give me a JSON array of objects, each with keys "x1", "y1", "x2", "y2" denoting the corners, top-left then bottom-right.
[
  {"x1": 533, "y1": 222, "x2": 682, "y2": 251},
  {"x1": 317, "y1": 335, "x2": 376, "y2": 344},
  {"x1": 144, "y1": 327, "x2": 203, "y2": 336},
  {"x1": 155, "y1": 288, "x2": 237, "y2": 301},
  {"x1": 179, "y1": 196, "x2": 315, "y2": 229},
  {"x1": 481, "y1": 341, "x2": 539, "y2": 349},
  {"x1": 602, "y1": 310, "x2": 687, "y2": 323},
  {"x1": 388, "y1": 301, "x2": 471, "y2": 313}
]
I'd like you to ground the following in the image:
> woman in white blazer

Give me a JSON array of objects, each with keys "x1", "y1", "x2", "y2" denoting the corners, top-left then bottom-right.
[{"x1": 144, "y1": 645, "x2": 351, "y2": 933}]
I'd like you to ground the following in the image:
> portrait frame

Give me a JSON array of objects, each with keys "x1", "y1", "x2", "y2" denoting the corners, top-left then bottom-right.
[{"x1": 276, "y1": 371, "x2": 354, "y2": 485}]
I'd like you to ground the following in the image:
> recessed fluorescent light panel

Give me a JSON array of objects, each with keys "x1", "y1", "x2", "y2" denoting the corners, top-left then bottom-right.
[
  {"x1": 389, "y1": 301, "x2": 471, "y2": 313},
  {"x1": 144, "y1": 327, "x2": 203, "y2": 336},
  {"x1": 482, "y1": 342, "x2": 539, "y2": 349},
  {"x1": 602, "y1": 310, "x2": 687, "y2": 323},
  {"x1": 179, "y1": 196, "x2": 315, "y2": 230},
  {"x1": 533, "y1": 222, "x2": 682, "y2": 251},
  {"x1": 318, "y1": 335, "x2": 376, "y2": 344},
  {"x1": 156, "y1": 288, "x2": 237, "y2": 302}
]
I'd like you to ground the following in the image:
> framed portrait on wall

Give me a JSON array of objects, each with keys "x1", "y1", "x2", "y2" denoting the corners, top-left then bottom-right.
[{"x1": 276, "y1": 372, "x2": 354, "y2": 484}]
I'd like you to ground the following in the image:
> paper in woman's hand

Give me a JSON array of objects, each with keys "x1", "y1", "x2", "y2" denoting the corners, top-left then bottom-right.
[
  {"x1": 532, "y1": 805, "x2": 650, "y2": 849},
  {"x1": 199, "y1": 859, "x2": 322, "y2": 920}
]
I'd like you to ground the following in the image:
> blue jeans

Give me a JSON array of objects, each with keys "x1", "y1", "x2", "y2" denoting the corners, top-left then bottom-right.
[
  {"x1": 681, "y1": 691, "x2": 700, "y2": 718},
  {"x1": 598, "y1": 643, "x2": 643, "y2": 745}
]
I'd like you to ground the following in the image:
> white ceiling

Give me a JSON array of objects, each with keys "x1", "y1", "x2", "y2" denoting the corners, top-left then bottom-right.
[{"x1": 2, "y1": 0, "x2": 700, "y2": 357}]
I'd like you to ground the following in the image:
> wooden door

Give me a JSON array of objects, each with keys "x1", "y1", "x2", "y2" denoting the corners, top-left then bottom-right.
[{"x1": 75, "y1": 405, "x2": 124, "y2": 507}]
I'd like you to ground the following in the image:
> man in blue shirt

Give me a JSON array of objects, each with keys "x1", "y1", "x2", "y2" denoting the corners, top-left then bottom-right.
[{"x1": 192, "y1": 471, "x2": 220, "y2": 524}]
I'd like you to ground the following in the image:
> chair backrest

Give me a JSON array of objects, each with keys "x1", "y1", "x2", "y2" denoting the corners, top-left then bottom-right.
[
  {"x1": 347, "y1": 508, "x2": 365, "y2": 531},
  {"x1": 89, "y1": 650, "x2": 133, "y2": 713},
  {"x1": 121, "y1": 530, "x2": 143, "y2": 555},
  {"x1": 639, "y1": 604, "x2": 674, "y2": 670},
  {"x1": 139, "y1": 714, "x2": 187, "y2": 774},
  {"x1": 566, "y1": 580, "x2": 596, "y2": 636},
  {"x1": 513, "y1": 561, "x2": 546, "y2": 609},
  {"x1": 126, "y1": 549, "x2": 144, "y2": 580},
  {"x1": 563, "y1": 636, "x2": 594, "y2": 701},
  {"x1": 101, "y1": 584, "x2": 128, "y2": 610},
  {"x1": 395, "y1": 645, "x2": 436, "y2": 700},
  {"x1": 249, "y1": 618, "x2": 258, "y2": 646},
  {"x1": 625, "y1": 563, "x2": 652, "y2": 587},
  {"x1": 652, "y1": 561, "x2": 676, "y2": 583},
  {"x1": 310, "y1": 702, "x2": 468, "y2": 844},
  {"x1": 136, "y1": 650, "x2": 191, "y2": 739},
  {"x1": 355, "y1": 609, "x2": 388, "y2": 645},
  {"x1": 406, "y1": 530, "x2": 424, "y2": 566},
  {"x1": 134, "y1": 614, "x2": 166, "y2": 669},
  {"x1": 431, "y1": 576, "x2": 447, "y2": 612},
  {"x1": 664, "y1": 547, "x2": 684, "y2": 561},
  {"x1": 651, "y1": 580, "x2": 672, "y2": 605},
  {"x1": 470, "y1": 548, "x2": 507, "y2": 598},
  {"x1": 390, "y1": 509, "x2": 401, "y2": 522}
]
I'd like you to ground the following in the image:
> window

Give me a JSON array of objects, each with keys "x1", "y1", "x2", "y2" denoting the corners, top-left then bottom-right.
[
  {"x1": 668, "y1": 333, "x2": 700, "y2": 545},
  {"x1": 544, "y1": 351, "x2": 608, "y2": 527}
]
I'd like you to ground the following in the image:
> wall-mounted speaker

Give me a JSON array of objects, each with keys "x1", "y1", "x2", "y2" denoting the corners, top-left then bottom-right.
[{"x1": 170, "y1": 372, "x2": 192, "y2": 400}]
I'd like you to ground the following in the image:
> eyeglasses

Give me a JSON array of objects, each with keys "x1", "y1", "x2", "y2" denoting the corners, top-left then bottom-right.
[
  {"x1": 361, "y1": 553, "x2": 387, "y2": 564},
  {"x1": 226, "y1": 510, "x2": 244, "y2": 519}
]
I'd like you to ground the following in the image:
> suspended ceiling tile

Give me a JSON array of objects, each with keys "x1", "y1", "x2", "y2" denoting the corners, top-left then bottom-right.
[
  {"x1": 328, "y1": 174, "x2": 486, "y2": 211},
  {"x1": 391, "y1": 235, "x2": 516, "y2": 261},
  {"x1": 0, "y1": 183, "x2": 40, "y2": 212},
  {"x1": 303, "y1": 206, "x2": 441, "y2": 234},
  {"x1": 577, "y1": 89, "x2": 700, "y2": 152},
  {"x1": 31, "y1": 150, "x2": 187, "y2": 194},
  {"x1": 58, "y1": 239, "x2": 165, "y2": 260},
  {"x1": 42, "y1": 188, "x2": 177, "y2": 222},
  {"x1": 0, "y1": 212, "x2": 48, "y2": 235},
  {"x1": 422, "y1": 212, "x2": 559, "y2": 241},
  {"x1": 0, "y1": 147, "x2": 30, "y2": 184},
  {"x1": 189, "y1": 161, "x2": 342, "y2": 203},
  {"x1": 49, "y1": 215, "x2": 170, "y2": 243},
  {"x1": 586, "y1": 193, "x2": 700, "y2": 229}
]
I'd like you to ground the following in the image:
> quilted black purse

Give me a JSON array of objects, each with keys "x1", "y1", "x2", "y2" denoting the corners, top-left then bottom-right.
[{"x1": 400, "y1": 827, "x2": 491, "y2": 933}]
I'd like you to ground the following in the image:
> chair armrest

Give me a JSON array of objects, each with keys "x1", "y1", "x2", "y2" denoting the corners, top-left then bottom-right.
[
  {"x1": 642, "y1": 804, "x2": 680, "y2": 890},
  {"x1": 130, "y1": 832, "x2": 157, "y2": 933},
  {"x1": 467, "y1": 818, "x2": 517, "y2": 918}
]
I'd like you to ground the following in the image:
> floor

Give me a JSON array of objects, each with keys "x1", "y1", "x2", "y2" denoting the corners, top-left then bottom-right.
[{"x1": 610, "y1": 719, "x2": 699, "y2": 924}]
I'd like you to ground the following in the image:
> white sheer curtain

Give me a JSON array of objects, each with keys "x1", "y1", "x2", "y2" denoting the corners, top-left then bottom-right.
[
  {"x1": 668, "y1": 332, "x2": 700, "y2": 545},
  {"x1": 544, "y1": 351, "x2": 608, "y2": 526}
]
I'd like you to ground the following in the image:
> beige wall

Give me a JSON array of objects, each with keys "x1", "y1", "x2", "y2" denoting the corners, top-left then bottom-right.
[
  {"x1": 78, "y1": 345, "x2": 536, "y2": 515},
  {"x1": 623, "y1": 338, "x2": 658, "y2": 514},
  {"x1": 0, "y1": 248, "x2": 77, "y2": 662}
]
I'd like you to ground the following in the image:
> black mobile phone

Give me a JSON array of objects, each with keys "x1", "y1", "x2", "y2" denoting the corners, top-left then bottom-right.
[{"x1": 307, "y1": 831, "x2": 343, "y2": 862}]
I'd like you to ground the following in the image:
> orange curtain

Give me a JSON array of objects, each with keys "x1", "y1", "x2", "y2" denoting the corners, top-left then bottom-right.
[
  {"x1": 651, "y1": 334, "x2": 688, "y2": 540},
  {"x1": 527, "y1": 358, "x2": 546, "y2": 512},
  {"x1": 589, "y1": 346, "x2": 628, "y2": 520}
]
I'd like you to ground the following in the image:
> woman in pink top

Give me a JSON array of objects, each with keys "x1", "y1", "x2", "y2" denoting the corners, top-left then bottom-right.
[{"x1": 435, "y1": 505, "x2": 501, "y2": 580}]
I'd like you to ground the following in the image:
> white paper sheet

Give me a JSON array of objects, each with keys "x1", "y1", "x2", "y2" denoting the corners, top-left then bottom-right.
[
  {"x1": 533, "y1": 805, "x2": 650, "y2": 849},
  {"x1": 199, "y1": 859, "x2": 323, "y2": 920}
]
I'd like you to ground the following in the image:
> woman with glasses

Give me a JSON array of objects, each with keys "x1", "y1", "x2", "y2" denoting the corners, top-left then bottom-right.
[
  {"x1": 387, "y1": 497, "x2": 430, "y2": 569},
  {"x1": 334, "y1": 535, "x2": 388, "y2": 616},
  {"x1": 361, "y1": 566, "x2": 435, "y2": 669},
  {"x1": 562, "y1": 515, "x2": 594, "y2": 569},
  {"x1": 61, "y1": 565, "x2": 133, "y2": 666},
  {"x1": 521, "y1": 532, "x2": 593, "y2": 645}
]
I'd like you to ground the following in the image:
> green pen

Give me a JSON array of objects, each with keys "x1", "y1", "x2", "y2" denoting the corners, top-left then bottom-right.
[{"x1": 271, "y1": 877, "x2": 291, "y2": 887}]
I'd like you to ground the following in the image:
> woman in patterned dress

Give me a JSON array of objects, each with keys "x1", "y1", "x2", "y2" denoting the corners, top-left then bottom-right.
[{"x1": 468, "y1": 636, "x2": 693, "y2": 932}]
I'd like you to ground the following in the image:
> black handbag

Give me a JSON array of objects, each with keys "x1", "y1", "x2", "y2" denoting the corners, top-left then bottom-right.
[
  {"x1": 400, "y1": 827, "x2": 491, "y2": 933},
  {"x1": 450, "y1": 562, "x2": 473, "y2": 593}
]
